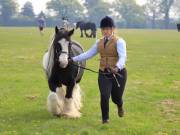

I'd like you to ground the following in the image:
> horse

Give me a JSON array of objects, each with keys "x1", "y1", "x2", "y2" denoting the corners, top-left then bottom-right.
[
  {"x1": 76, "y1": 21, "x2": 96, "y2": 38},
  {"x1": 177, "y1": 23, "x2": 180, "y2": 32},
  {"x1": 43, "y1": 26, "x2": 86, "y2": 118}
]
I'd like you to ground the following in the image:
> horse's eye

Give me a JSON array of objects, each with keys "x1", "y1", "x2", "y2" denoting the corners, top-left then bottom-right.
[{"x1": 57, "y1": 47, "x2": 61, "y2": 52}]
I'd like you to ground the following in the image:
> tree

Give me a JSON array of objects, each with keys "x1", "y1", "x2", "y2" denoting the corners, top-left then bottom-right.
[
  {"x1": 0, "y1": 0, "x2": 18, "y2": 24},
  {"x1": 145, "y1": 0, "x2": 161, "y2": 28},
  {"x1": 113, "y1": 0, "x2": 146, "y2": 28},
  {"x1": 84, "y1": 0, "x2": 97, "y2": 9},
  {"x1": 160, "y1": 0, "x2": 175, "y2": 29},
  {"x1": 21, "y1": 1, "x2": 35, "y2": 18},
  {"x1": 46, "y1": 0, "x2": 85, "y2": 22},
  {"x1": 84, "y1": 0, "x2": 112, "y2": 25},
  {"x1": 173, "y1": 0, "x2": 180, "y2": 20}
]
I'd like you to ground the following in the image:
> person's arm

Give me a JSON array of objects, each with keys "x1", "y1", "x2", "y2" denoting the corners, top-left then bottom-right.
[
  {"x1": 72, "y1": 40, "x2": 99, "y2": 62},
  {"x1": 116, "y1": 38, "x2": 127, "y2": 70}
]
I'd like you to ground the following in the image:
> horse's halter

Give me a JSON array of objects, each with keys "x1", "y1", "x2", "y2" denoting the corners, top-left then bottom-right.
[
  {"x1": 55, "y1": 40, "x2": 72, "y2": 65},
  {"x1": 55, "y1": 40, "x2": 72, "y2": 68},
  {"x1": 53, "y1": 27, "x2": 74, "y2": 68}
]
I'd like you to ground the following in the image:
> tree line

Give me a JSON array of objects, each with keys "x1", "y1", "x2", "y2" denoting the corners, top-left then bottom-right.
[{"x1": 0, "y1": 0, "x2": 179, "y2": 29}]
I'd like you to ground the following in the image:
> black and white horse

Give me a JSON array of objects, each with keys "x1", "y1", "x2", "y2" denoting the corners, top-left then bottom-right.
[
  {"x1": 76, "y1": 21, "x2": 96, "y2": 38},
  {"x1": 43, "y1": 26, "x2": 86, "y2": 118},
  {"x1": 177, "y1": 23, "x2": 180, "y2": 32}
]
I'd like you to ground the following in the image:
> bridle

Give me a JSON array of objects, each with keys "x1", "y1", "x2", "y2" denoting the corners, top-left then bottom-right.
[{"x1": 55, "y1": 41, "x2": 72, "y2": 62}]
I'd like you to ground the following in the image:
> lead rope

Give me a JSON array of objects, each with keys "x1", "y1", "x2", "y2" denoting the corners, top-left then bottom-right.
[
  {"x1": 71, "y1": 62, "x2": 122, "y2": 87},
  {"x1": 70, "y1": 32, "x2": 121, "y2": 87},
  {"x1": 106, "y1": 68, "x2": 120, "y2": 88}
]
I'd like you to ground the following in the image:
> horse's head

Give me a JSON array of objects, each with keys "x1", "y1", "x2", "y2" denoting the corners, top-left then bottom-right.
[
  {"x1": 76, "y1": 22, "x2": 79, "y2": 29},
  {"x1": 53, "y1": 26, "x2": 74, "y2": 68},
  {"x1": 76, "y1": 21, "x2": 83, "y2": 29}
]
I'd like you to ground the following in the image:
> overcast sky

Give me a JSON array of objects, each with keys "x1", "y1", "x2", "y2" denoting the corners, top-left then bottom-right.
[{"x1": 17, "y1": 0, "x2": 146, "y2": 14}]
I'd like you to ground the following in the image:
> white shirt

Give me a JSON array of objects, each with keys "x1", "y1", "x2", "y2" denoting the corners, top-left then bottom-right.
[{"x1": 72, "y1": 38, "x2": 127, "y2": 70}]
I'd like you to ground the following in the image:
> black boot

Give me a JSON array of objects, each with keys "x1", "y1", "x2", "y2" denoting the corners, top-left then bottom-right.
[
  {"x1": 102, "y1": 119, "x2": 109, "y2": 124},
  {"x1": 117, "y1": 105, "x2": 124, "y2": 117}
]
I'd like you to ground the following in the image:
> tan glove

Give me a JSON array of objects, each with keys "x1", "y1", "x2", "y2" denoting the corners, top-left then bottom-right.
[{"x1": 111, "y1": 67, "x2": 119, "y2": 74}]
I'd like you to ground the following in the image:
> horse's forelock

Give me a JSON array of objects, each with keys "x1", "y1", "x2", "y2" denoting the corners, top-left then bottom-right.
[{"x1": 55, "y1": 29, "x2": 70, "y2": 41}]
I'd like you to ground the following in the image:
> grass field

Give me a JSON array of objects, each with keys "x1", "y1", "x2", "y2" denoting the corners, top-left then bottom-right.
[{"x1": 0, "y1": 27, "x2": 179, "y2": 135}]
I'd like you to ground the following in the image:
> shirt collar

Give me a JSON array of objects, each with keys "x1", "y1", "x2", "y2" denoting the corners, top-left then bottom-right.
[{"x1": 104, "y1": 33, "x2": 114, "y2": 41}]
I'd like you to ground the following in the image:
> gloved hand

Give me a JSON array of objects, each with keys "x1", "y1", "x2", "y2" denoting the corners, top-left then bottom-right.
[{"x1": 111, "y1": 67, "x2": 119, "y2": 74}]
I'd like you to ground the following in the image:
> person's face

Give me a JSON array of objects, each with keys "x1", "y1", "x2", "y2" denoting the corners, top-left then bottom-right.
[{"x1": 101, "y1": 27, "x2": 114, "y2": 38}]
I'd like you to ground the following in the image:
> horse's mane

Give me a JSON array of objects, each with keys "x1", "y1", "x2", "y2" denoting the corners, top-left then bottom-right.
[{"x1": 46, "y1": 34, "x2": 55, "y2": 78}]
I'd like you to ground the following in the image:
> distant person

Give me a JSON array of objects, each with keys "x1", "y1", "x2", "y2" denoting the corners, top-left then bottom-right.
[
  {"x1": 38, "y1": 16, "x2": 46, "y2": 35},
  {"x1": 62, "y1": 16, "x2": 69, "y2": 29},
  {"x1": 69, "y1": 16, "x2": 127, "y2": 124}
]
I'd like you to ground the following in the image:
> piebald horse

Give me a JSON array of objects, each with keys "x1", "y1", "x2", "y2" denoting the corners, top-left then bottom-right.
[{"x1": 43, "y1": 26, "x2": 86, "y2": 118}]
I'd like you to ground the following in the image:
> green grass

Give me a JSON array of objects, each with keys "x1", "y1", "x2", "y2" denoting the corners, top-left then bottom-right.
[{"x1": 0, "y1": 27, "x2": 179, "y2": 135}]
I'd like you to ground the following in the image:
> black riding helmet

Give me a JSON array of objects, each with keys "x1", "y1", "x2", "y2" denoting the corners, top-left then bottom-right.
[{"x1": 100, "y1": 16, "x2": 115, "y2": 28}]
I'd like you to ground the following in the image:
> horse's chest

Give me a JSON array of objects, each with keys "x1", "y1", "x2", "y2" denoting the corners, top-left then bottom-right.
[{"x1": 57, "y1": 70, "x2": 76, "y2": 85}]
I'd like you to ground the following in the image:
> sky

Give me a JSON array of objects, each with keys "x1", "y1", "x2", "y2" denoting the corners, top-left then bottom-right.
[{"x1": 17, "y1": 0, "x2": 147, "y2": 14}]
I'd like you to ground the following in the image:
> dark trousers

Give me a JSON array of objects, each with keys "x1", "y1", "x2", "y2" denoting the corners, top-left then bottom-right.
[{"x1": 98, "y1": 68, "x2": 127, "y2": 121}]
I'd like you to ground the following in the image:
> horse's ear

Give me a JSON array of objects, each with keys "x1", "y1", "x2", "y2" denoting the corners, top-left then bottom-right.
[
  {"x1": 68, "y1": 29, "x2": 74, "y2": 37},
  {"x1": 55, "y1": 26, "x2": 59, "y2": 34}
]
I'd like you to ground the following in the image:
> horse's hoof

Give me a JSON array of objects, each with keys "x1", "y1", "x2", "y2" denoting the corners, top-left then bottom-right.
[
  {"x1": 53, "y1": 113, "x2": 61, "y2": 117},
  {"x1": 62, "y1": 112, "x2": 81, "y2": 118}
]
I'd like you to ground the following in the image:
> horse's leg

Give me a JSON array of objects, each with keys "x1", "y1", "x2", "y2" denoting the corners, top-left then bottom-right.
[
  {"x1": 92, "y1": 30, "x2": 96, "y2": 38},
  {"x1": 47, "y1": 80, "x2": 63, "y2": 116},
  {"x1": 93, "y1": 31, "x2": 96, "y2": 38},
  {"x1": 65, "y1": 81, "x2": 75, "y2": 98},
  {"x1": 72, "y1": 84, "x2": 82, "y2": 111},
  {"x1": 63, "y1": 81, "x2": 81, "y2": 118},
  {"x1": 85, "y1": 30, "x2": 88, "y2": 37},
  {"x1": 56, "y1": 86, "x2": 66, "y2": 113},
  {"x1": 80, "y1": 29, "x2": 83, "y2": 37},
  {"x1": 90, "y1": 30, "x2": 93, "y2": 38},
  {"x1": 47, "y1": 90, "x2": 61, "y2": 116}
]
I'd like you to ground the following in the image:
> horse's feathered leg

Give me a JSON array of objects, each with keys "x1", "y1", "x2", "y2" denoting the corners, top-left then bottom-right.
[
  {"x1": 62, "y1": 81, "x2": 81, "y2": 118},
  {"x1": 63, "y1": 98, "x2": 81, "y2": 118},
  {"x1": 72, "y1": 84, "x2": 82, "y2": 111},
  {"x1": 47, "y1": 78, "x2": 63, "y2": 116},
  {"x1": 47, "y1": 90, "x2": 62, "y2": 116}
]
